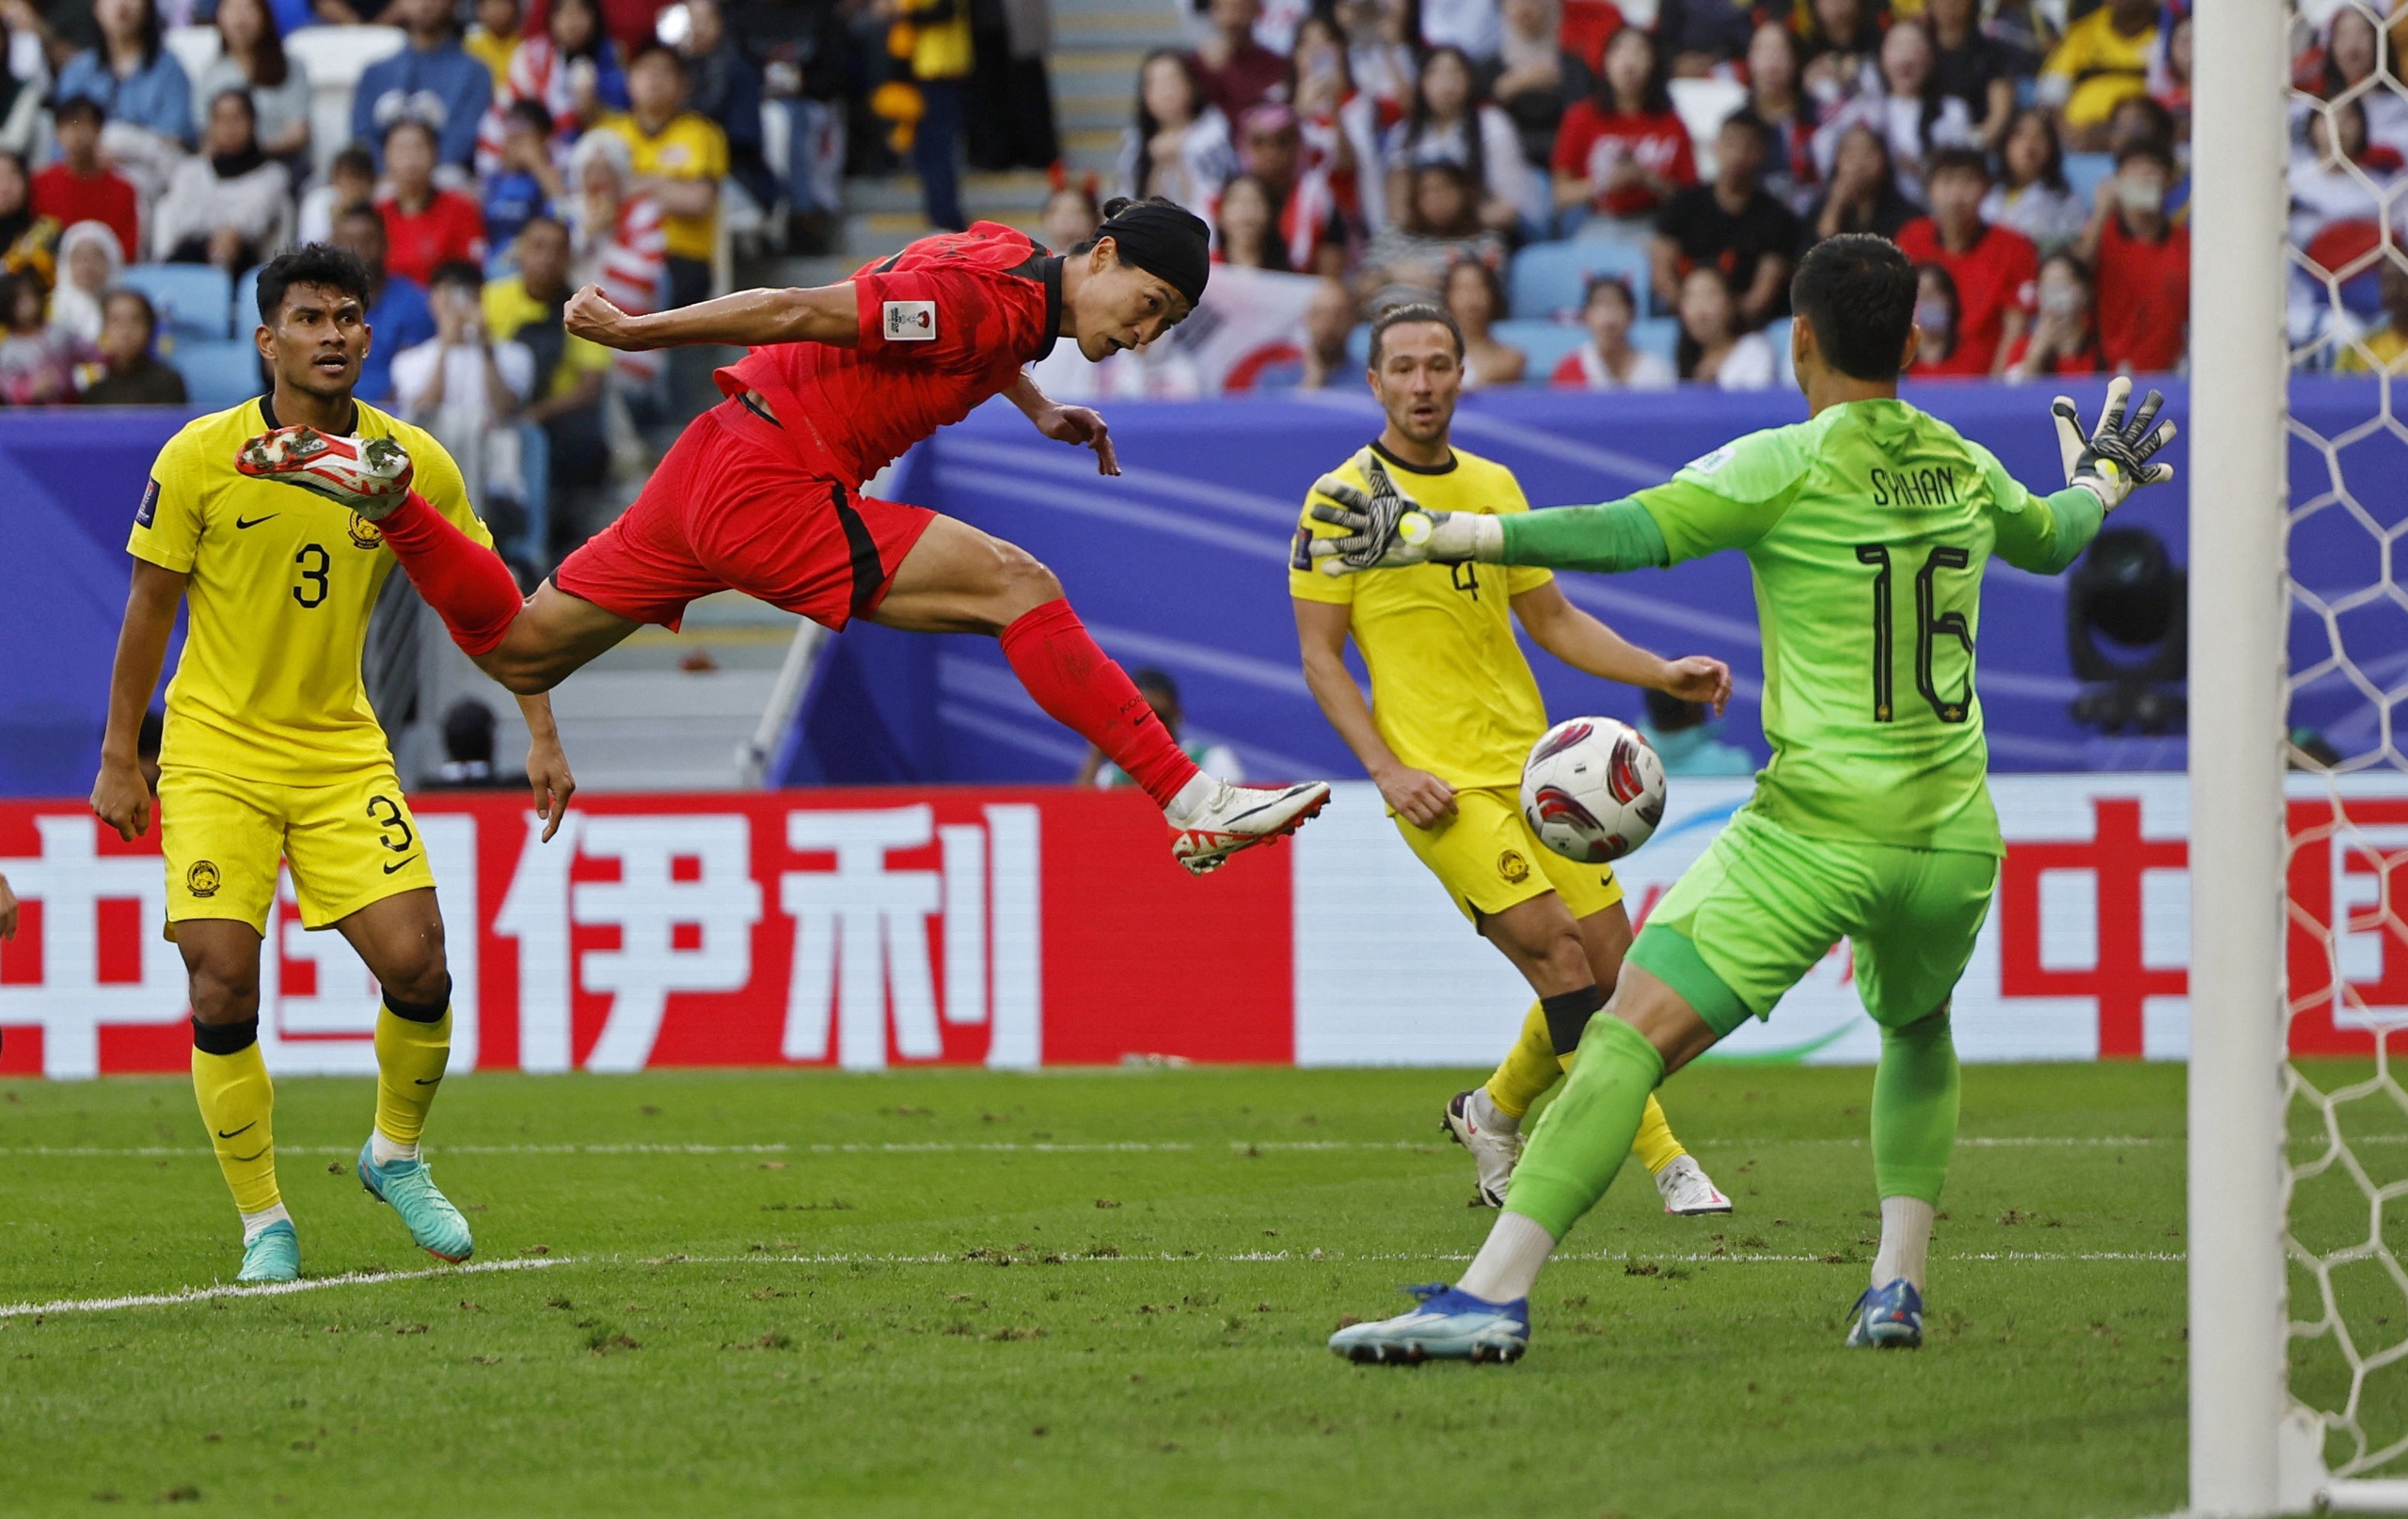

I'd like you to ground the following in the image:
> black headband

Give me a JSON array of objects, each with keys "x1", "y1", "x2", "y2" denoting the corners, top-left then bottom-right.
[{"x1": 1095, "y1": 198, "x2": 1211, "y2": 309}]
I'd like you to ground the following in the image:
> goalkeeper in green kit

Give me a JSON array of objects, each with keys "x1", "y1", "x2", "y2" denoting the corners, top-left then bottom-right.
[{"x1": 1315, "y1": 235, "x2": 2177, "y2": 1363}]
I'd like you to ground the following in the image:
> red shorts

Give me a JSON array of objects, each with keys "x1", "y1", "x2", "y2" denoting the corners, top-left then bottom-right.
[{"x1": 554, "y1": 397, "x2": 936, "y2": 630}]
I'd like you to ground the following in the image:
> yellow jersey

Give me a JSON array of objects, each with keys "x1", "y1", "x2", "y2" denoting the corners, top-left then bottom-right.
[
  {"x1": 127, "y1": 397, "x2": 491, "y2": 786},
  {"x1": 600, "y1": 111, "x2": 729, "y2": 264},
  {"x1": 1290, "y1": 442, "x2": 1554, "y2": 789},
  {"x1": 2041, "y1": 8, "x2": 2157, "y2": 130}
]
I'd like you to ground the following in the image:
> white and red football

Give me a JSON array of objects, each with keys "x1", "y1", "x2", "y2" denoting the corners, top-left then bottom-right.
[{"x1": 1519, "y1": 717, "x2": 1667, "y2": 864}]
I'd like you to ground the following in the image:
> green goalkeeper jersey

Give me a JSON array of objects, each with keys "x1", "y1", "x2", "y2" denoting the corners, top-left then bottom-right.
[{"x1": 1499, "y1": 398, "x2": 2104, "y2": 857}]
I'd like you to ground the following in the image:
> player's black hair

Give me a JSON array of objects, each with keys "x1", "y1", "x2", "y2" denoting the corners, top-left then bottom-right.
[
  {"x1": 1925, "y1": 145, "x2": 1991, "y2": 186},
  {"x1": 1789, "y1": 234, "x2": 1917, "y2": 382},
  {"x1": 256, "y1": 244, "x2": 374, "y2": 324},
  {"x1": 1368, "y1": 300, "x2": 1464, "y2": 369}
]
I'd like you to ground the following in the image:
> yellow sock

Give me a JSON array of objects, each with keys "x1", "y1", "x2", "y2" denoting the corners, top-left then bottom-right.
[
  {"x1": 192, "y1": 1029, "x2": 278, "y2": 1214},
  {"x1": 1630, "y1": 1092, "x2": 1687, "y2": 1174},
  {"x1": 373, "y1": 1003, "x2": 452, "y2": 1147},
  {"x1": 1482, "y1": 1001, "x2": 1561, "y2": 1119}
]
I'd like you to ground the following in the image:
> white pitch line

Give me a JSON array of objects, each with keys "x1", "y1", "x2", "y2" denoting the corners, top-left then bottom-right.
[{"x1": 0, "y1": 1256, "x2": 576, "y2": 1320}]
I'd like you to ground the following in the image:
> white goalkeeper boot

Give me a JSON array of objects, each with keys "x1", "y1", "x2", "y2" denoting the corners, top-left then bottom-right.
[
  {"x1": 1165, "y1": 776, "x2": 1331, "y2": 876},
  {"x1": 1655, "y1": 1153, "x2": 1734, "y2": 1216}
]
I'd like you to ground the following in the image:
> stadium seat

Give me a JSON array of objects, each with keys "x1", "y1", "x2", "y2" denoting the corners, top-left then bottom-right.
[
  {"x1": 120, "y1": 264, "x2": 233, "y2": 343},
  {"x1": 1510, "y1": 240, "x2": 1652, "y2": 323},
  {"x1": 234, "y1": 266, "x2": 261, "y2": 329},
  {"x1": 163, "y1": 24, "x2": 223, "y2": 87},
  {"x1": 1491, "y1": 318, "x2": 1587, "y2": 380},
  {"x1": 1630, "y1": 317, "x2": 1681, "y2": 369},
  {"x1": 1763, "y1": 317, "x2": 1796, "y2": 388},
  {"x1": 1668, "y1": 76, "x2": 1749, "y2": 180},
  {"x1": 171, "y1": 339, "x2": 266, "y2": 409},
  {"x1": 2063, "y1": 152, "x2": 2115, "y2": 207},
  {"x1": 285, "y1": 24, "x2": 408, "y2": 178}
]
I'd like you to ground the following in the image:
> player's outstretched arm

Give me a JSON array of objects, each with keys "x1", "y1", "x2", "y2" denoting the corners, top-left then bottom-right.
[
  {"x1": 1993, "y1": 376, "x2": 2178, "y2": 577},
  {"x1": 564, "y1": 280, "x2": 862, "y2": 353},
  {"x1": 1307, "y1": 462, "x2": 1676, "y2": 578},
  {"x1": 1005, "y1": 372, "x2": 1119, "y2": 476},
  {"x1": 515, "y1": 693, "x2": 577, "y2": 843},
  {"x1": 1510, "y1": 580, "x2": 1732, "y2": 715},
  {"x1": 90, "y1": 561, "x2": 184, "y2": 842}
]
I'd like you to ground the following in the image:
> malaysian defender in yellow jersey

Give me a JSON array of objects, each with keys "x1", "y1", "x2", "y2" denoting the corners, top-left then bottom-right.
[
  {"x1": 1290, "y1": 301, "x2": 1736, "y2": 1217},
  {"x1": 87, "y1": 245, "x2": 577, "y2": 1286}
]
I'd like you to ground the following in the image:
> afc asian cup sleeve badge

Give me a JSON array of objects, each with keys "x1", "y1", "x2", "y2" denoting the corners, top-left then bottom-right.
[
  {"x1": 882, "y1": 300, "x2": 938, "y2": 341},
  {"x1": 347, "y1": 512, "x2": 384, "y2": 550},
  {"x1": 135, "y1": 478, "x2": 161, "y2": 528}
]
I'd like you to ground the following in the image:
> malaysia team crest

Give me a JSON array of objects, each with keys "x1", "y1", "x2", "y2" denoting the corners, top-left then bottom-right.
[
  {"x1": 883, "y1": 300, "x2": 937, "y2": 340},
  {"x1": 186, "y1": 861, "x2": 221, "y2": 898},
  {"x1": 347, "y1": 512, "x2": 383, "y2": 550},
  {"x1": 1497, "y1": 850, "x2": 1531, "y2": 885}
]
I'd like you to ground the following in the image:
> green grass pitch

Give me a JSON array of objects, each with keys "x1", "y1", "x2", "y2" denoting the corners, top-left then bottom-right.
[{"x1": 0, "y1": 1061, "x2": 2219, "y2": 1516}]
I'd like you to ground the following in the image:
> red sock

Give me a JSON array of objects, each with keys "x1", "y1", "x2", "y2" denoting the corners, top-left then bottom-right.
[
  {"x1": 376, "y1": 491, "x2": 525, "y2": 657},
  {"x1": 999, "y1": 599, "x2": 1200, "y2": 809}
]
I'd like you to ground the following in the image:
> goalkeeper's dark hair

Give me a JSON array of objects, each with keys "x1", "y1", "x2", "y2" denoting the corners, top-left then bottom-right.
[
  {"x1": 1790, "y1": 234, "x2": 1917, "y2": 381},
  {"x1": 1368, "y1": 300, "x2": 1464, "y2": 369},
  {"x1": 256, "y1": 244, "x2": 374, "y2": 324}
]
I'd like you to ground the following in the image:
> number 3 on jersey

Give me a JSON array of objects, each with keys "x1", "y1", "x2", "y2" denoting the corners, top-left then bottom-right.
[
  {"x1": 293, "y1": 543, "x2": 330, "y2": 608},
  {"x1": 1854, "y1": 544, "x2": 1972, "y2": 723}
]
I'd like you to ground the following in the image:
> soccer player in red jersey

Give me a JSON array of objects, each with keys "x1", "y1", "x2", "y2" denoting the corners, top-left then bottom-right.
[{"x1": 238, "y1": 198, "x2": 1330, "y2": 874}]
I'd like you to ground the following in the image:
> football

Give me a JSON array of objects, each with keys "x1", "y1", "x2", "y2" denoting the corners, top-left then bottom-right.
[{"x1": 1519, "y1": 717, "x2": 1668, "y2": 863}]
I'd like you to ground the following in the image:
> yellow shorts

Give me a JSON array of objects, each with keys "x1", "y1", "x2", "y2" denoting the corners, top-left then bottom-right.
[
  {"x1": 159, "y1": 764, "x2": 436, "y2": 936},
  {"x1": 1395, "y1": 784, "x2": 1624, "y2": 926}
]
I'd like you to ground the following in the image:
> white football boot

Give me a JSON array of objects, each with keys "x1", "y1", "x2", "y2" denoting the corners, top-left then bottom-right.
[
  {"x1": 1166, "y1": 778, "x2": 1331, "y2": 876},
  {"x1": 1442, "y1": 1090, "x2": 1523, "y2": 1208},
  {"x1": 1654, "y1": 1153, "x2": 1735, "y2": 1215}
]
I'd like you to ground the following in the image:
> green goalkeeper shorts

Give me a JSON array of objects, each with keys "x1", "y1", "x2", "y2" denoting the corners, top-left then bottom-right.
[{"x1": 1625, "y1": 807, "x2": 2000, "y2": 1038}]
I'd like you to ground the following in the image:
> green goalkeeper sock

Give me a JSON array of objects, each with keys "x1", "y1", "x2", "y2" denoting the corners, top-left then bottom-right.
[
  {"x1": 1871, "y1": 1007, "x2": 1959, "y2": 1207},
  {"x1": 1500, "y1": 1016, "x2": 1664, "y2": 1242}
]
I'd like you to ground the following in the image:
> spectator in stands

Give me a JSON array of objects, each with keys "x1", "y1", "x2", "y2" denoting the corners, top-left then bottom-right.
[
  {"x1": 379, "y1": 118, "x2": 486, "y2": 285},
  {"x1": 485, "y1": 99, "x2": 563, "y2": 251},
  {"x1": 0, "y1": 10, "x2": 49, "y2": 157},
  {"x1": 565, "y1": 127, "x2": 663, "y2": 385},
  {"x1": 0, "y1": 150, "x2": 53, "y2": 282},
  {"x1": 1984, "y1": 105, "x2": 2085, "y2": 255},
  {"x1": 29, "y1": 98, "x2": 137, "y2": 269},
  {"x1": 1652, "y1": 110, "x2": 1800, "y2": 328},
  {"x1": 466, "y1": 0, "x2": 523, "y2": 90},
  {"x1": 1288, "y1": 15, "x2": 1379, "y2": 231},
  {"x1": 1798, "y1": 0, "x2": 1885, "y2": 110},
  {"x1": 1420, "y1": 0, "x2": 1498, "y2": 63},
  {"x1": 1672, "y1": 264, "x2": 1775, "y2": 388},
  {"x1": 1042, "y1": 179, "x2": 1101, "y2": 251},
  {"x1": 331, "y1": 203, "x2": 436, "y2": 403},
  {"x1": 1444, "y1": 257, "x2": 1523, "y2": 386},
  {"x1": 678, "y1": 0, "x2": 772, "y2": 216},
  {"x1": 1813, "y1": 21, "x2": 1976, "y2": 205},
  {"x1": 1806, "y1": 121, "x2": 1914, "y2": 243},
  {"x1": 1894, "y1": 146, "x2": 2035, "y2": 375},
  {"x1": 152, "y1": 90, "x2": 291, "y2": 271},
  {"x1": 1384, "y1": 45, "x2": 1541, "y2": 232},
  {"x1": 79, "y1": 287, "x2": 186, "y2": 403},
  {"x1": 1745, "y1": 22, "x2": 1820, "y2": 214},
  {"x1": 1656, "y1": 0, "x2": 1753, "y2": 80},
  {"x1": 480, "y1": 0, "x2": 626, "y2": 174},
  {"x1": 1237, "y1": 101, "x2": 1345, "y2": 270},
  {"x1": 2106, "y1": 92, "x2": 2179, "y2": 163},
  {"x1": 1213, "y1": 171, "x2": 1291, "y2": 270},
  {"x1": 520, "y1": 0, "x2": 662, "y2": 61},
  {"x1": 0, "y1": 268, "x2": 78, "y2": 402},
  {"x1": 1484, "y1": 0, "x2": 1589, "y2": 170},
  {"x1": 354, "y1": 0, "x2": 495, "y2": 171},
  {"x1": 2078, "y1": 138, "x2": 2189, "y2": 373},
  {"x1": 48, "y1": 217, "x2": 119, "y2": 344},
  {"x1": 2003, "y1": 249, "x2": 2103, "y2": 380},
  {"x1": 393, "y1": 260, "x2": 534, "y2": 514},
  {"x1": 1121, "y1": 48, "x2": 1238, "y2": 212},
  {"x1": 2040, "y1": 0, "x2": 2157, "y2": 152},
  {"x1": 1339, "y1": 0, "x2": 1416, "y2": 118},
  {"x1": 2150, "y1": 10, "x2": 2190, "y2": 143},
  {"x1": 195, "y1": 0, "x2": 310, "y2": 169},
  {"x1": 2290, "y1": 101, "x2": 2396, "y2": 262},
  {"x1": 1639, "y1": 687, "x2": 1755, "y2": 775},
  {"x1": 896, "y1": 0, "x2": 975, "y2": 233},
  {"x1": 482, "y1": 213, "x2": 608, "y2": 547},
  {"x1": 1554, "y1": 274, "x2": 1674, "y2": 389},
  {"x1": 1925, "y1": 0, "x2": 2015, "y2": 152},
  {"x1": 1295, "y1": 273, "x2": 1356, "y2": 388},
  {"x1": 54, "y1": 0, "x2": 192, "y2": 150},
  {"x1": 966, "y1": 0, "x2": 1061, "y2": 175},
  {"x1": 1361, "y1": 161, "x2": 1506, "y2": 304},
  {"x1": 602, "y1": 45, "x2": 725, "y2": 310},
  {"x1": 296, "y1": 140, "x2": 374, "y2": 246},
  {"x1": 2336, "y1": 260, "x2": 2408, "y2": 375},
  {"x1": 2312, "y1": 7, "x2": 2407, "y2": 161},
  {"x1": 1191, "y1": 0, "x2": 1286, "y2": 123},
  {"x1": 1906, "y1": 261, "x2": 1962, "y2": 375},
  {"x1": 1553, "y1": 25, "x2": 1693, "y2": 225},
  {"x1": 735, "y1": 0, "x2": 850, "y2": 256}
]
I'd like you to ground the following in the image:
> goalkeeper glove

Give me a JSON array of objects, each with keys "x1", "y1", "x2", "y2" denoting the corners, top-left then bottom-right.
[
  {"x1": 235, "y1": 425, "x2": 417, "y2": 518},
  {"x1": 2052, "y1": 375, "x2": 2177, "y2": 512},
  {"x1": 1304, "y1": 454, "x2": 1499, "y2": 575}
]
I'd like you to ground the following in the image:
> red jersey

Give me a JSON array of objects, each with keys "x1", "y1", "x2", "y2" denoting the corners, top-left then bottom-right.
[
  {"x1": 31, "y1": 164, "x2": 138, "y2": 267},
  {"x1": 719, "y1": 222, "x2": 1064, "y2": 485},
  {"x1": 2094, "y1": 214, "x2": 2191, "y2": 374},
  {"x1": 1551, "y1": 101, "x2": 1695, "y2": 218},
  {"x1": 379, "y1": 190, "x2": 488, "y2": 287},
  {"x1": 1895, "y1": 216, "x2": 2038, "y2": 375}
]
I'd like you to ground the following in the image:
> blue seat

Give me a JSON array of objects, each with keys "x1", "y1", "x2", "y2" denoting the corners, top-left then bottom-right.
[
  {"x1": 1630, "y1": 317, "x2": 1682, "y2": 368},
  {"x1": 233, "y1": 266, "x2": 261, "y2": 331},
  {"x1": 171, "y1": 339, "x2": 265, "y2": 409},
  {"x1": 1490, "y1": 318, "x2": 1588, "y2": 381},
  {"x1": 120, "y1": 263, "x2": 233, "y2": 343},
  {"x1": 1509, "y1": 240, "x2": 1653, "y2": 323},
  {"x1": 2063, "y1": 152, "x2": 2115, "y2": 209}
]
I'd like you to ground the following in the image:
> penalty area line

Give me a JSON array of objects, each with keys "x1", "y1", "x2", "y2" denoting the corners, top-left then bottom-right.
[{"x1": 0, "y1": 1255, "x2": 578, "y2": 1320}]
